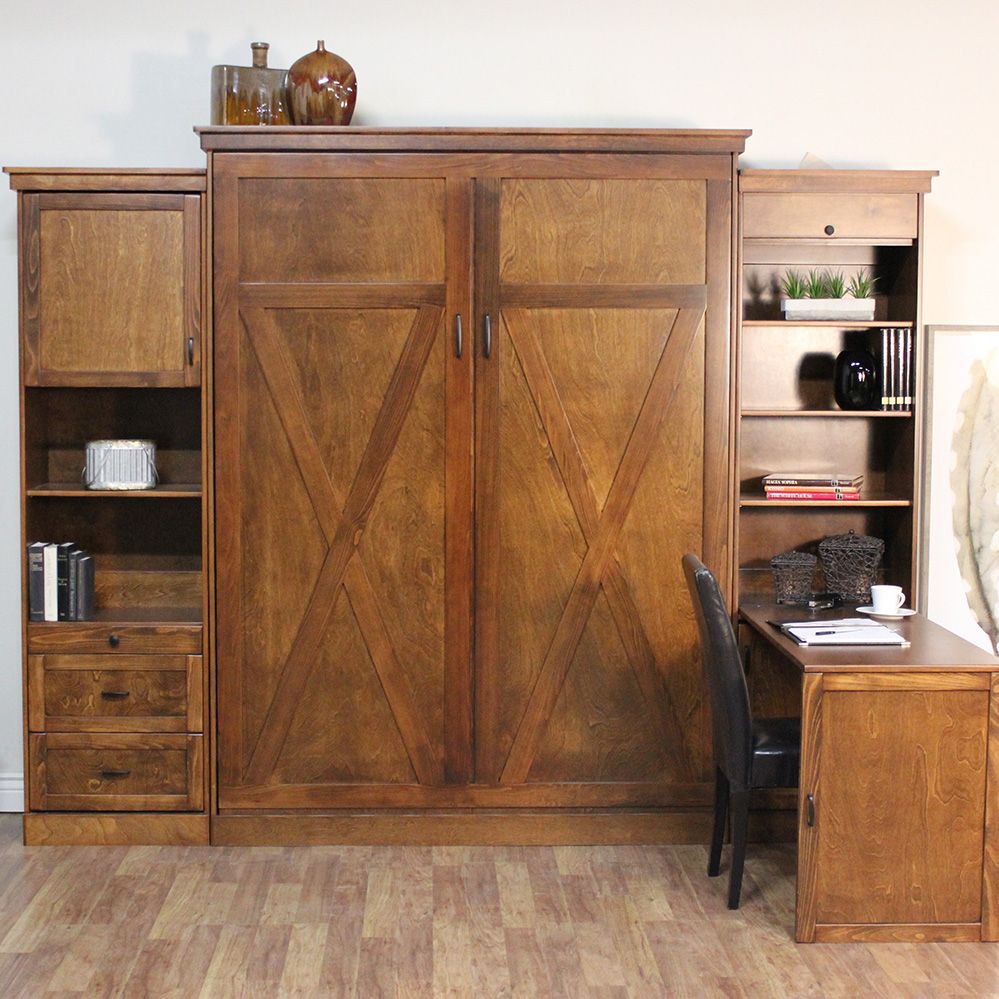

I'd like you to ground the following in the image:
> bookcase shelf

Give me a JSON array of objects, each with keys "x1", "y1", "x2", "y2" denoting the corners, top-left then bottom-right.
[
  {"x1": 27, "y1": 484, "x2": 202, "y2": 498},
  {"x1": 740, "y1": 497, "x2": 912, "y2": 508},
  {"x1": 742, "y1": 320, "x2": 913, "y2": 329},
  {"x1": 742, "y1": 409, "x2": 912, "y2": 419}
]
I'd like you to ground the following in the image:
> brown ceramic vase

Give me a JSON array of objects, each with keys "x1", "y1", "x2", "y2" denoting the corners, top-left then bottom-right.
[{"x1": 288, "y1": 40, "x2": 356, "y2": 125}]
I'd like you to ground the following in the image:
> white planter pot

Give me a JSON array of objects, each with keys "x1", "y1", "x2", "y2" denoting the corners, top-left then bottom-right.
[{"x1": 781, "y1": 298, "x2": 876, "y2": 321}]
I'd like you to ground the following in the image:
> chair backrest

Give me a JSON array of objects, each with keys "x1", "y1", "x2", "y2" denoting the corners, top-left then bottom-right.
[{"x1": 682, "y1": 554, "x2": 752, "y2": 789}]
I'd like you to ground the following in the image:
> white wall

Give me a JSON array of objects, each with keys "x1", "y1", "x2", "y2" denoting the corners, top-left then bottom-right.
[{"x1": 2, "y1": 0, "x2": 997, "y2": 804}]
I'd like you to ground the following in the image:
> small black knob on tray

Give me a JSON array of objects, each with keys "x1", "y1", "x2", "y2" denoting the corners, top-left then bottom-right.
[
  {"x1": 824, "y1": 224, "x2": 835, "y2": 236},
  {"x1": 108, "y1": 633, "x2": 120, "y2": 648}
]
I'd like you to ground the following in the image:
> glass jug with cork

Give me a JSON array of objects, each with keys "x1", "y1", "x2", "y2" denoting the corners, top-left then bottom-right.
[{"x1": 211, "y1": 42, "x2": 290, "y2": 125}]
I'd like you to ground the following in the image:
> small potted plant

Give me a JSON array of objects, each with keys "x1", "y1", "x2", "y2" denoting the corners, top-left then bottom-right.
[
  {"x1": 781, "y1": 268, "x2": 877, "y2": 321},
  {"x1": 847, "y1": 269, "x2": 877, "y2": 320}
]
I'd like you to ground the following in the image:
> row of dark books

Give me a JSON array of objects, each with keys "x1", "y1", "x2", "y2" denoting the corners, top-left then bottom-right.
[
  {"x1": 26, "y1": 542, "x2": 95, "y2": 622},
  {"x1": 880, "y1": 328, "x2": 913, "y2": 411},
  {"x1": 762, "y1": 472, "x2": 863, "y2": 501}
]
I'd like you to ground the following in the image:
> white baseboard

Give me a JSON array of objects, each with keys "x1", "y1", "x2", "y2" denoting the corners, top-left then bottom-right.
[{"x1": 0, "y1": 773, "x2": 24, "y2": 813}]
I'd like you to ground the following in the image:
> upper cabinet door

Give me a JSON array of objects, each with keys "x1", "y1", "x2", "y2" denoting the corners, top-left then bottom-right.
[{"x1": 21, "y1": 193, "x2": 201, "y2": 386}]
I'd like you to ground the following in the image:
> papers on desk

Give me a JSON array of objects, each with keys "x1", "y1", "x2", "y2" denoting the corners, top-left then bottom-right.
[{"x1": 773, "y1": 617, "x2": 908, "y2": 647}]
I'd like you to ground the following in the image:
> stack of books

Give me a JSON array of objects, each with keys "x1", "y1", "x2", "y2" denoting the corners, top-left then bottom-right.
[
  {"x1": 26, "y1": 542, "x2": 95, "y2": 622},
  {"x1": 880, "y1": 328, "x2": 914, "y2": 411},
  {"x1": 762, "y1": 472, "x2": 863, "y2": 501}
]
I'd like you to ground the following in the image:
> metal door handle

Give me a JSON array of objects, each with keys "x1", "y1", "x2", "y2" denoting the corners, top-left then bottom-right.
[
  {"x1": 483, "y1": 313, "x2": 492, "y2": 359},
  {"x1": 454, "y1": 314, "x2": 463, "y2": 358},
  {"x1": 187, "y1": 337, "x2": 195, "y2": 366},
  {"x1": 806, "y1": 793, "x2": 815, "y2": 827}
]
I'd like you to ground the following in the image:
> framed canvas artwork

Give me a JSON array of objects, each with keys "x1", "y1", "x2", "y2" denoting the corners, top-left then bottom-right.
[{"x1": 921, "y1": 325, "x2": 999, "y2": 653}]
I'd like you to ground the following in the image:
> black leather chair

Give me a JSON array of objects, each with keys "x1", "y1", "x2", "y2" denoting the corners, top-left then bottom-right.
[{"x1": 682, "y1": 554, "x2": 801, "y2": 909}]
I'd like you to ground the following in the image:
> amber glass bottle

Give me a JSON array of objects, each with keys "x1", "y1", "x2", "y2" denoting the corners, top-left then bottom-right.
[{"x1": 210, "y1": 42, "x2": 290, "y2": 125}]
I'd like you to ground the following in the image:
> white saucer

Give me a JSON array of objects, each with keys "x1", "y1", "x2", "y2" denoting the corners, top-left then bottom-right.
[{"x1": 857, "y1": 606, "x2": 916, "y2": 620}]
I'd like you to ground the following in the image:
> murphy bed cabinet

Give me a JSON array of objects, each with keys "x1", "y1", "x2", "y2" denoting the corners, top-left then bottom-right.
[
  {"x1": 736, "y1": 169, "x2": 936, "y2": 605},
  {"x1": 201, "y1": 128, "x2": 746, "y2": 844},
  {"x1": 7, "y1": 169, "x2": 210, "y2": 845}
]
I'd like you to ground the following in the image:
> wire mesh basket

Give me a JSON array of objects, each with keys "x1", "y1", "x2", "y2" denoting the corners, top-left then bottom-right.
[
  {"x1": 818, "y1": 530, "x2": 884, "y2": 603},
  {"x1": 770, "y1": 549, "x2": 817, "y2": 605}
]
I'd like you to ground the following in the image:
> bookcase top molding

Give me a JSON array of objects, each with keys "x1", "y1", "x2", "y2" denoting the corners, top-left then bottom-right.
[
  {"x1": 5, "y1": 168, "x2": 207, "y2": 192},
  {"x1": 740, "y1": 169, "x2": 937, "y2": 194}
]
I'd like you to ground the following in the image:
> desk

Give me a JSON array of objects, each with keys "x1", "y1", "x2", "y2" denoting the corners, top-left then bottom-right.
[{"x1": 741, "y1": 603, "x2": 999, "y2": 943}]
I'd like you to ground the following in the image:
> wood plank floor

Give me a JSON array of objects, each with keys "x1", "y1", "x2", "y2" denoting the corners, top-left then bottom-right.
[{"x1": 0, "y1": 815, "x2": 997, "y2": 997}]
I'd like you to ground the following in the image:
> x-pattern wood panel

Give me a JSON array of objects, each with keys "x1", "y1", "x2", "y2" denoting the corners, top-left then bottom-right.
[
  {"x1": 500, "y1": 305, "x2": 704, "y2": 784},
  {"x1": 238, "y1": 305, "x2": 444, "y2": 788}
]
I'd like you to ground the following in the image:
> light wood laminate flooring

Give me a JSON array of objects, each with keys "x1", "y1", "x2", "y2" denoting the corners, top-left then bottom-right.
[{"x1": 0, "y1": 815, "x2": 997, "y2": 997}]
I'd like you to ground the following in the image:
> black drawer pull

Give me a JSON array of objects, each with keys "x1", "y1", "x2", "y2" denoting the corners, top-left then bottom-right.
[
  {"x1": 108, "y1": 633, "x2": 120, "y2": 648},
  {"x1": 187, "y1": 336, "x2": 195, "y2": 365},
  {"x1": 100, "y1": 690, "x2": 130, "y2": 700},
  {"x1": 99, "y1": 769, "x2": 131, "y2": 780},
  {"x1": 806, "y1": 792, "x2": 816, "y2": 827},
  {"x1": 824, "y1": 224, "x2": 835, "y2": 236}
]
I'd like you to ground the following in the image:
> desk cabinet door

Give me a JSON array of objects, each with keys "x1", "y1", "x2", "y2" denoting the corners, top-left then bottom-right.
[{"x1": 797, "y1": 673, "x2": 990, "y2": 942}]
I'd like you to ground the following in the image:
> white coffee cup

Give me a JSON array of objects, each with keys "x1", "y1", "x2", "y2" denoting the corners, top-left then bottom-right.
[{"x1": 871, "y1": 584, "x2": 905, "y2": 614}]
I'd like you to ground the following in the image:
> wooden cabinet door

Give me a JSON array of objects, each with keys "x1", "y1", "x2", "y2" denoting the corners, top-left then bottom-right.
[
  {"x1": 22, "y1": 193, "x2": 201, "y2": 386},
  {"x1": 797, "y1": 673, "x2": 991, "y2": 942},
  {"x1": 473, "y1": 156, "x2": 734, "y2": 802},
  {"x1": 214, "y1": 155, "x2": 473, "y2": 808}
]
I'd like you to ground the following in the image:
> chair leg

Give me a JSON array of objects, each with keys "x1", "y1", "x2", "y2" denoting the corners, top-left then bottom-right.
[
  {"x1": 728, "y1": 789, "x2": 750, "y2": 909},
  {"x1": 708, "y1": 767, "x2": 729, "y2": 877}
]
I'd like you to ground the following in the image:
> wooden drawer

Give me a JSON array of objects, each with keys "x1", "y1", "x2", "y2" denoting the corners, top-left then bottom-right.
[
  {"x1": 742, "y1": 193, "x2": 918, "y2": 240},
  {"x1": 29, "y1": 733, "x2": 203, "y2": 812},
  {"x1": 27, "y1": 622, "x2": 202, "y2": 655},
  {"x1": 28, "y1": 654, "x2": 203, "y2": 733}
]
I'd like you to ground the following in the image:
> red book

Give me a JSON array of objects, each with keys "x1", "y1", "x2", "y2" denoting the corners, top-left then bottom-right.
[{"x1": 764, "y1": 490, "x2": 861, "y2": 501}]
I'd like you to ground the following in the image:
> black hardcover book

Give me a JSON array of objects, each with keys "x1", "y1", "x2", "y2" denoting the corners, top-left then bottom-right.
[
  {"x1": 880, "y1": 328, "x2": 890, "y2": 410},
  {"x1": 55, "y1": 542, "x2": 75, "y2": 621},
  {"x1": 904, "y1": 328, "x2": 914, "y2": 407},
  {"x1": 66, "y1": 549, "x2": 84, "y2": 622},
  {"x1": 77, "y1": 554, "x2": 95, "y2": 621},
  {"x1": 888, "y1": 328, "x2": 898, "y2": 410},
  {"x1": 26, "y1": 542, "x2": 47, "y2": 622},
  {"x1": 899, "y1": 329, "x2": 908, "y2": 411}
]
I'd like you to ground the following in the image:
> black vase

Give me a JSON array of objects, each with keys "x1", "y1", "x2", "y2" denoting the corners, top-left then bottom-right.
[{"x1": 834, "y1": 348, "x2": 880, "y2": 410}]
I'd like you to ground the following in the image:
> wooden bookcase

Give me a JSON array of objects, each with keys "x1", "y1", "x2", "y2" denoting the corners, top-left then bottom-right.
[
  {"x1": 736, "y1": 169, "x2": 936, "y2": 605},
  {"x1": 6, "y1": 169, "x2": 210, "y2": 844}
]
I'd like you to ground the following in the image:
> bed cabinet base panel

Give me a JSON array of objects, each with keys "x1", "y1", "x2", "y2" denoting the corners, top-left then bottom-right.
[{"x1": 211, "y1": 810, "x2": 715, "y2": 846}]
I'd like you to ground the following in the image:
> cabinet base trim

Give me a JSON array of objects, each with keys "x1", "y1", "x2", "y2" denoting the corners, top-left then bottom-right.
[
  {"x1": 808, "y1": 922, "x2": 981, "y2": 944},
  {"x1": 212, "y1": 810, "x2": 715, "y2": 846},
  {"x1": 24, "y1": 812, "x2": 209, "y2": 845}
]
